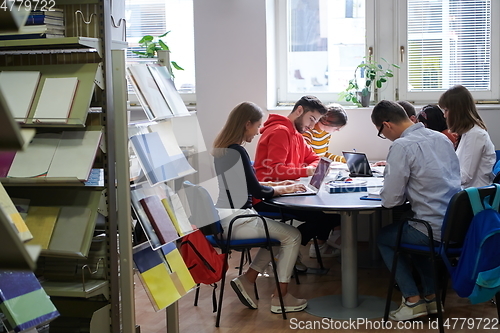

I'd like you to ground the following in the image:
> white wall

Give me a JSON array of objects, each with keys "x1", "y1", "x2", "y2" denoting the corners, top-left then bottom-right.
[{"x1": 192, "y1": 0, "x2": 500, "y2": 196}]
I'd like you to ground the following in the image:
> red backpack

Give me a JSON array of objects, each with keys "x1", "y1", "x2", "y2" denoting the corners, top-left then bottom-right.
[{"x1": 180, "y1": 229, "x2": 226, "y2": 285}]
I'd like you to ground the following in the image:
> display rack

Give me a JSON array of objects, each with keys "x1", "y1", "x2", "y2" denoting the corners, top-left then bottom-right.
[{"x1": 0, "y1": 1, "x2": 133, "y2": 332}]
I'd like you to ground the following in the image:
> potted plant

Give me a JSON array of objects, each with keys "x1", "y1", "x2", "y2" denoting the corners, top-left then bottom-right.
[
  {"x1": 132, "y1": 31, "x2": 184, "y2": 77},
  {"x1": 339, "y1": 57, "x2": 399, "y2": 107}
]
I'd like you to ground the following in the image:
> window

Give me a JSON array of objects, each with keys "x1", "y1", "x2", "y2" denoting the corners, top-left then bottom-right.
[
  {"x1": 277, "y1": 0, "x2": 366, "y2": 104},
  {"x1": 276, "y1": 0, "x2": 498, "y2": 105},
  {"x1": 125, "y1": 0, "x2": 195, "y2": 104}
]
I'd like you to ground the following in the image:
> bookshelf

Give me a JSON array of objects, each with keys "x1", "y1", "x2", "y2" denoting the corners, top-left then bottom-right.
[{"x1": 0, "y1": 1, "x2": 133, "y2": 333}]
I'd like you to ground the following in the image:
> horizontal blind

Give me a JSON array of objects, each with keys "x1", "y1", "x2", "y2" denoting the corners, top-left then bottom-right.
[{"x1": 407, "y1": 0, "x2": 491, "y2": 92}]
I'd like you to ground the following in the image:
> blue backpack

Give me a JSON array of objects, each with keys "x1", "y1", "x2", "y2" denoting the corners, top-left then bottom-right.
[{"x1": 444, "y1": 184, "x2": 500, "y2": 304}]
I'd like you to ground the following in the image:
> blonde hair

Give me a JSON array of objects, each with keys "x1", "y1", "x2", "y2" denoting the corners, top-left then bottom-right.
[
  {"x1": 212, "y1": 102, "x2": 264, "y2": 156},
  {"x1": 438, "y1": 85, "x2": 486, "y2": 135}
]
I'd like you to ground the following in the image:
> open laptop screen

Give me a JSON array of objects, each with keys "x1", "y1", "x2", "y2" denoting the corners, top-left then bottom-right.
[
  {"x1": 342, "y1": 151, "x2": 373, "y2": 177},
  {"x1": 310, "y1": 157, "x2": 332, "y2": 189}
]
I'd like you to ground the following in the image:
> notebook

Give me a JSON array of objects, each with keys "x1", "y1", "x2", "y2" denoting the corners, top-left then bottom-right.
[
  {"x1": 342, "y1": 151, "x2": 377, "y2": 177},
  {"x1": 281, "y1": 157, "x2": 332, "y2": 196}
]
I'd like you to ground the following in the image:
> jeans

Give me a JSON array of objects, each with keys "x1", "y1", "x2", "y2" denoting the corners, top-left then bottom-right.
[
  {"x1": 378, "y1": 221, "x2": 438, "y2": 298},
  {"x1": 219, "y1": 208, "x2": 301, "y2": 283}
]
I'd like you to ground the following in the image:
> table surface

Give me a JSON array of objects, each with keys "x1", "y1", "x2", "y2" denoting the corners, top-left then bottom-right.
[{"x1": 270, "y1": 187, "x2": 383, "y2": 211}]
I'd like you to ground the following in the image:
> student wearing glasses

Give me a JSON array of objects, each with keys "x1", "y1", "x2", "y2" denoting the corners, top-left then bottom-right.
[
  {"x1": 438, "y1": 85, "x2": 496, "y2": 188},
  {"x1": 372, "y1": 100, "x2": 461, "y2": 321},
  {"x1": 302, "y1": 103, "x2": 347, "y2": 256}
]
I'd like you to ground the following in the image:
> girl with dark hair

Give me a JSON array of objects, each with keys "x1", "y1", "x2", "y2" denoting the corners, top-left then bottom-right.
[{"x1": 417, "y1": 104, "x2": 457, "y2": 145}]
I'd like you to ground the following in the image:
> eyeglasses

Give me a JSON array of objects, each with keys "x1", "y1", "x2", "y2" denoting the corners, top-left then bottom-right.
[{"x1": 377, "y1": 122, "x2": 387, "y2": 139}]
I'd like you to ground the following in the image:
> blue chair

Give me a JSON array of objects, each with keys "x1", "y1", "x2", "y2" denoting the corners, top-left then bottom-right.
[
  {"x1": 182, "y1": 181, "x2": 287, "y2": 327},
  {"x1": 383, "y1": 185, "x2": 500, "y2": 333}
]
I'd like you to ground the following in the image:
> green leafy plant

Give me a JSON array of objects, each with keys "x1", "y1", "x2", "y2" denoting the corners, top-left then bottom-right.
[
  {"x1": 132, "y1": 31, "x2": 184, "y2": 73},
  {"x1": 339, "y1": 57, "x2": 399, "y2": 106}
]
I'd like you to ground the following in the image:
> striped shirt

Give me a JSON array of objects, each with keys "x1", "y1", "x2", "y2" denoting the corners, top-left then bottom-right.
[{"x1": 302, "y1": 123, "x2": 345, "y2": 162}]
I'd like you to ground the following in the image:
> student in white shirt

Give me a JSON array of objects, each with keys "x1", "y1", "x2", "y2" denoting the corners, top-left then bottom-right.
[{"x1": 438, "y1": 85, "x2": 496, "y2": 188}]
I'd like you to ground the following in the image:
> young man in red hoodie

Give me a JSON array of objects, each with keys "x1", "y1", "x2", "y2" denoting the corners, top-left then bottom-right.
[{"x1": 253, "y1": 96, "x2": 340, "y2": 271}]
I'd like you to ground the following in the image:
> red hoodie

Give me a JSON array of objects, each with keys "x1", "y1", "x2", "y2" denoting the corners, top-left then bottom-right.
[{"x1": 254, "y1": 114, "x2": 319, "y2": 181}]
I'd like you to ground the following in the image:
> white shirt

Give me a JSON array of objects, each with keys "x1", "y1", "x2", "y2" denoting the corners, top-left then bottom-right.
[
  {"x1": 381, "y1": 123, "x2": 462, "y2": 240},
  {"x1": 456, "y1": 125, "x2": 496, "y2": 189}
]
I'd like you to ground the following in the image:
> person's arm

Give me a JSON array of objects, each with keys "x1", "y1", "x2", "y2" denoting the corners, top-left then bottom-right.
[
  {"x1": 237, "y1": 146, "x2": 275, "y2": 199},
  {"x1": 456, "y1": 129, "x2": 487, "y2": 186},
  {"x1": 380, "y1": 144, "x2": 409, "y2": 208},
  {"x1": 259, "y1": 128, "x2": 313, "y2": 180},
  {"x1": 326, "y1": 153, "x2": 346, "y2": 163}
]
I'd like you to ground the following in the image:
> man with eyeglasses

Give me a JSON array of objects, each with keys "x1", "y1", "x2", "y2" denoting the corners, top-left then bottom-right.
[{"x1": 372, "y1": 100, "x2": 461, "y2": 321}]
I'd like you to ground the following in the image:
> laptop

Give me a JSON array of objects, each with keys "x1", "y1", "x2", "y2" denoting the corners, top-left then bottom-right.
[
  {"x1": 342, "y1": 151, "x2": 375, "y2": 177},
  {"x1": 281, "y1": 157, "x2": 332, "y2": 196}
]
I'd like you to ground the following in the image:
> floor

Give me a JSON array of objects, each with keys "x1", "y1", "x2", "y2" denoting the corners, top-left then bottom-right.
[{"x1": 134, "y1": 243, "x2": 499, "y2": 333}]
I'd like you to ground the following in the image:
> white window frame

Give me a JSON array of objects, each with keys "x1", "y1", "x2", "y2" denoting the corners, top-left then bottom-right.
[
  {"x1": 275, "y1": 0, "x2": 499, "y2": 105},
  {"x1": 396, "y1": 0, "x2": 500, "y2": 103}
]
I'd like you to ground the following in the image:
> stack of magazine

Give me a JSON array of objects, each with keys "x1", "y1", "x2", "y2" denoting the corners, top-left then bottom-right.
[{"x1": 0, "y1": 9, "x2": 65, "y2": 40}]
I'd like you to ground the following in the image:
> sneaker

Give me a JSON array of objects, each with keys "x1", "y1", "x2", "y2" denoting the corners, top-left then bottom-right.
[
  {"x1": 230, "y1": 275, "x2": 257, "y2": 309},
  {"x1": 270, "y1": 293, "x2": 308, "y2": 313},
  {"x1": 326, "y1": 230, "x2": 341, "y2": 249},
  {"x1": 425, "y1": 297, "x2": 444, "y2": 314},
  {"x1": 295, "y1": 254, "x2": 308, "y2": 273},
  {"x1": 389, "y1": 297, "x2": 428, "y2": 321},
  {"x1": 309, "y1": 243, "x2": 341, "y2": 258}
]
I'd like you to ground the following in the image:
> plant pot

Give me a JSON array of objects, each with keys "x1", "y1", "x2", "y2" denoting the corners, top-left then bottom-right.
[{"x1": 357, "y1": 91, "x2": 371, "y2": 107}]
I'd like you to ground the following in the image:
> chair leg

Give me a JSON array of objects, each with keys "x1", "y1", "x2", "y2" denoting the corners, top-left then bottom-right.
[
  {"x1": 496, "y1": 292, "x2": 500, "y2": 319},
  {"x1": 430, "y1": 255, "x2": 444, "y2": 333},
  {"x1": 312, "y1": 237, "x2": 325, "y2": 270},
  {"x1": 238, "y1": 250, "x2": 245, "y2": 275},
  {"x1": 215, "y1": 254, "x2": 230, "y2": 327},
  {"x1": 293, "y1": 267, "x2": 301, "y2": 285},
  {"x1": 384, "y1": 248, "x2": 400, "y2": 321},
  {"x1": 268, "y1": 249, "x2": 287, "y2": 319},
  {"x1": 193, "y1": 283, "x2": 201, "y2": 306}
]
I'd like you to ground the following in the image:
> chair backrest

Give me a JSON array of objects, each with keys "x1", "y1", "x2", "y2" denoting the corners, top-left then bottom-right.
[
  {"x1": 182, "y1": 181, "x2": 223, "y2": 236},
  {"x1": 440, "y1": 185, "x2": 498, "y2": 247}
]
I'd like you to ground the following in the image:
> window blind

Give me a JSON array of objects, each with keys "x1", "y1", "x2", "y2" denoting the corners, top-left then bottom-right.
[{"x1": 407, "y1": 0, "x2": 491, "y2": 92}]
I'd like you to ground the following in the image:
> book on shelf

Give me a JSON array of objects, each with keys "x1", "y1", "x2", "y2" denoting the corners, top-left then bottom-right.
[
  {"x1": 33, "y1": 77, "x2": 78, "y2": 123},
  {"x1": 148, "y1": 120, "x2": 196, "y2": 179},
  {"x1": 24, "y1": 206, "x2": 61, "y2": 250},
  {"x1": 47, "y1": 130, "x2": 102, "y2": 181},
  {"x1": 130, "y1": 132, "x2": 180, "y2": 185},
  {"x1": 161, "y1": 242, "x2": 196, "y2": 295},
  {"x1": 6, "y1": 130, "x2": 101, "y2": 181},
  {"x1": 30, "y1": 9, "x2": 64, "y2": 18},
  {"x1": 127, "y1": 64, "x2": 173, "y2": 120},
  {"x1": 132, "y1": 245, "x2": 183, "y2": 311},
  {"x1": 163, "y1": 194, "x2": 193, "y2": 235},
  {"x1": 0, "y1": 33, "x2": 64, "y2": 40},
  {"x1": 147, "y1": 65, "x2": 190, "y2": 116},
  {"x1": 0, "y1": 151, "x2": 16, "y2": 178},
  {"x1": 139, "y1": 196, "x2": 179, "y2": 245},
  {"x1": 0, "y1": 270, "x2": 59, "y2": 332},
  {"x1": 11, "y1": 198, "x2": 30, "y2": 220},
  {"x1": 0, "y1": 7, "x2": 29, "y2": 33},
  {"x1": 7, "y1": 133, "x2": 60, "y2": 178},
  {"x1": 130, "y1": 190, "x2": 161, "y2": 249},
  {"x1": 48, "y1": 206, "x2": 93, "y2": 255},
  {"x1": 26, "y1": 15, "x2": 64, "y2": 26},
  {"x1": 0, "y1": 71, "x2": 40, "y2": 122},
  {"x1": 0, "y1": 183, "x2": 32, "y2": 242}
]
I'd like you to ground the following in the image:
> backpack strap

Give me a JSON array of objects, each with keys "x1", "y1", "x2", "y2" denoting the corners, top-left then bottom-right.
[
  {"x1": 465, "y1": 187, "x2": 485, "y2": 216},
  {"x1": 487, "y1": 184, "x2": 500, "y2": 211}
]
